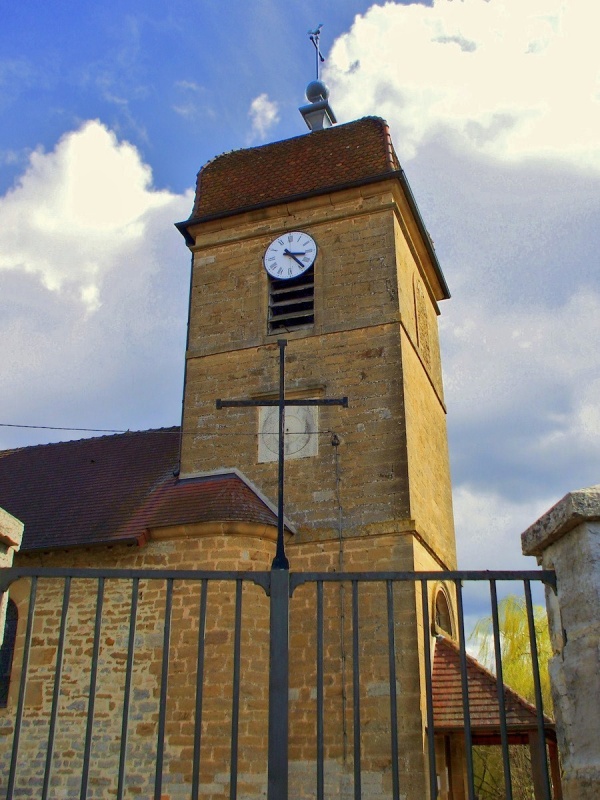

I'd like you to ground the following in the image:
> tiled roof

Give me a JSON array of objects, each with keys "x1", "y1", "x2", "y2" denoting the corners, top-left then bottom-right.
[
  {"x1": 117, "y1": 472, "x2": 283, "y2": 541},
  {"x1": 432, "y1": 636, "x2": 554, "y2": 734},
  {"x1": 0, "y1": 429, "x2": 280, "y2": 552},
  {"x1": 177, "y1": 116, "x2": 450, "y2": 300},
  {"x1": 186, "y1": 117, "x2": 400, "y2": 221}
]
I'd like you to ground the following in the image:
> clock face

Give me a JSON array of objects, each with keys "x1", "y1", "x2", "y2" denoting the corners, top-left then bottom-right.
[
  {"x1": 263, "y1": 231, "x2": 317, "y2": 280},
  {"x1": 257, "y1": 406, "x2": 318, "y2": 463}
]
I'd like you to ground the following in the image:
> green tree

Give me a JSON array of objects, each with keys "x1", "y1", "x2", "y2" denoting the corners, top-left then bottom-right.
[{"x1": 469, "y1": 595, "x2": 553, "y2": 799}]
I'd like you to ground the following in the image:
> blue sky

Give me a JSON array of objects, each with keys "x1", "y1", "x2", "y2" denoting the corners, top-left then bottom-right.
[
  {"x1": 1, "y1": 0, "x2": 600, "y2": 573},
  {"x1": 0, "y1": 0, "x2": 375, "y2": 195}
]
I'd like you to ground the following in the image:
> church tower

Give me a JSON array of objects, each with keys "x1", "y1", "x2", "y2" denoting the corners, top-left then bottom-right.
[
  {"x1": 176, "y1": 103, "x2": 455, "y2": 577},
  {"x1": 175, "y1": 95, "x2": 458, "y2": 795}
]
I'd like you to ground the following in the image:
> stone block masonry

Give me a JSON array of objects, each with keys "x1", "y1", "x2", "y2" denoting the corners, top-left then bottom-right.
[
  {"x1": 0, "y1": 506, "x2": 23, "y2": 642},
  {"x1": 0, "y1": 531, "x2": 450, "y2": 799},
  {"x1": 522, "y1": 485, "x2": 600, "y2": 800},
  {"x1": 181, "y1": 183, "x2": 455, "y2": 569}
]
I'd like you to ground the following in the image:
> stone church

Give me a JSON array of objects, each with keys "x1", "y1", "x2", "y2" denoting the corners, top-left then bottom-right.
[{"x1": 0, "y1": 84, "x2": 555, "y2": 800}]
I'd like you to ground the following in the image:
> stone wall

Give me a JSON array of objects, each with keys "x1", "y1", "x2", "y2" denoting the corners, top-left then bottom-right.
[
  {"x1": 1, "y1": 535, "x2": 274, "y2": 799},
  {"x1": 0, "y1": 530, "x2": 449, "y2": 800}
]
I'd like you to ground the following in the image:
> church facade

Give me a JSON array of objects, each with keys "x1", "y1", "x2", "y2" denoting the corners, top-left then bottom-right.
[{"x1": 0, "y1": 115, "x2": 467, "y2": 799}]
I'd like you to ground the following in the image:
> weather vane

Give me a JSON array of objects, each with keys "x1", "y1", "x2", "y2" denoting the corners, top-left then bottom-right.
[
  {"x1": 300, "y1": 23, "x2": 336, "y2": 131},
  {"x1": 308, "y1": 24, "x2": 325, "y2": 81}
]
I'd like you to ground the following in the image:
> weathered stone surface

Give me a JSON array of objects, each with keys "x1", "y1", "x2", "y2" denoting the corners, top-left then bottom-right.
[
  {"x1": 0, "y1": 506, "x2": 23, "y2": 568},
  {"x1": 521, "y1": 483, "x2": 600, "y2": 557},
  {"x1": 521, "y1": 488, "x2": 600, "y2": 800},
  {"x1": 0, "y1": 532, "x2": 445, "y2": 800},
  {"x1": 0, "y1": 507, "x2": 23, "y2": 645},
  {"x1": 180, "y1": 183, "x2": 455, "y2": 568}
]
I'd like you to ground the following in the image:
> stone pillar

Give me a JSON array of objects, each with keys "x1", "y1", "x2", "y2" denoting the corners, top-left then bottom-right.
[
  {"x1": 0, "y1": 507, "x2": 23, "y2": 570},
  {"x1": 521, "y1": 485, "x2": 600, "y2": 800},
  {"x1": 0, "y1": 507, "x2": 23, "y2": 643}
]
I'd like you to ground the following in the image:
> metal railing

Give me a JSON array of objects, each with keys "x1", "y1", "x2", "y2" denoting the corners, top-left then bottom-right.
[{"x1": 0, "y1": 567, "x2": 558, "y2": 800}]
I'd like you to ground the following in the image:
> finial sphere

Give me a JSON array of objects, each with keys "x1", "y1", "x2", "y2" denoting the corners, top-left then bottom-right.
[{"x1": 306, "y1": 80, "x2": 329, "y2": 103}]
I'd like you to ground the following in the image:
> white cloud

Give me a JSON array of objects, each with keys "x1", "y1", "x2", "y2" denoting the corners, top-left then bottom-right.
[
  {"x1": 248, "y1": 93, "x2": 280, "y2": 140},
  {"x1": 441, "y1": 283, "x2": 600, "y2": 520},
  {"x1": 452, "y1": 484, "x2": 553, "y2": 635},
  {"x1": 0, "y1": 57, "x2": 36, "y2": 102},
  {"x1": 0, "y1": 121, "x2": 175, "y2": 308},
  {"x1": 172, "y1": 80, "x2": 214, "y2": 120},
  {"x1": 175, "y1": 80, "x2": 204, "y2": 92},
  {"x1": 0, "y1": 149, "x2": 22, "y2": 166},
  {"x1": 453, "y1": 484, "x2": 555, "y2": 569},
  {"x1": 327, "y1": 0, "x2": 600, "y2": 169},
  {"x1": 443, "y1": 289, "x2": 600, "y2": 426},
  {"x1": 536, "y1": 377, "x2": 600, "y2": 458},
  {"x1": 0, "y1": 122, "x2": 192, "y2": 449}
]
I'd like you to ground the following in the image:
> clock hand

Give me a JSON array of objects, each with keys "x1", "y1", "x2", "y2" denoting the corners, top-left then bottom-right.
[{"x1": 283, "y1": 249, "x2": 306, "y2": 269}]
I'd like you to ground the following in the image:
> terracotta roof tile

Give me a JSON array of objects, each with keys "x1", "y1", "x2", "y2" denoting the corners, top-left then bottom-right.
[
  {"x1": 0, "y1": 430, "x2": 280, "y2": 552},
  {"x1": 432, "y1": 635, "x2": 554, "y2": 733},
  {"x1": 187, "y1": 117, "x2": 399, "y2": 221},
  {"x1": 177, "y1": 117, "x2": 450, "y2": 301},
  {"x1": 119, "y1": 473, "x2": 281, "y2": 539}
]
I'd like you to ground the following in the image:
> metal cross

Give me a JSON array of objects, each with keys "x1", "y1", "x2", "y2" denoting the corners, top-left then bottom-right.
[{"x1": 216, "y1": 338, "x2": 348, "y2": 570}]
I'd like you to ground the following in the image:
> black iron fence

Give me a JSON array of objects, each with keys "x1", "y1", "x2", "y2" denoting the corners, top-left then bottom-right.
[{"x1": 0, "y1": 567, "x2": 558, "y2": 800}]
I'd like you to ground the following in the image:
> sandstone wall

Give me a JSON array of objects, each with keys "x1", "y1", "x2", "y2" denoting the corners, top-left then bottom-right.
[
  {"x1": 0, "y1": 532, "x2": 450, "y2": 800},
  {"x1": 181, "y1": 183, "x2": 454, "y2": 564}
]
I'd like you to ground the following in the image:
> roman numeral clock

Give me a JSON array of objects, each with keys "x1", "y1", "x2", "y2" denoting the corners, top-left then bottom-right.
[{"x1": 263, "y1": 231, "x2": 317, "y2": 279}]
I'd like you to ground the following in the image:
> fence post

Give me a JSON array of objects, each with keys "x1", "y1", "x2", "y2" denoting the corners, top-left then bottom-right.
[
  {"x1": 522, "y1": 485, "x2": 600, "y2": 800},
  {"x1": 267, "y1": 568, "x2": 289, "y2": 800}
]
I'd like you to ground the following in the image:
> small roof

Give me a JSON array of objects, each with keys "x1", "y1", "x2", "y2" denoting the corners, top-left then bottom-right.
[
  {"x1": 0, "y1": 429, "x2": 281, "y2": 552},
  {"x1": 432, "y1": 636, "x2": 555, "y2": 739}
]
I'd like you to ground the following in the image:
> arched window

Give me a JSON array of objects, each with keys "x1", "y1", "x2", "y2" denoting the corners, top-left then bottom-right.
[
  {"x1": 0, "y1": 599, "x2": 18, "y2": 707},
  {"x1": 434, "y1": 590, "x2": 453, "y2": 637}
]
